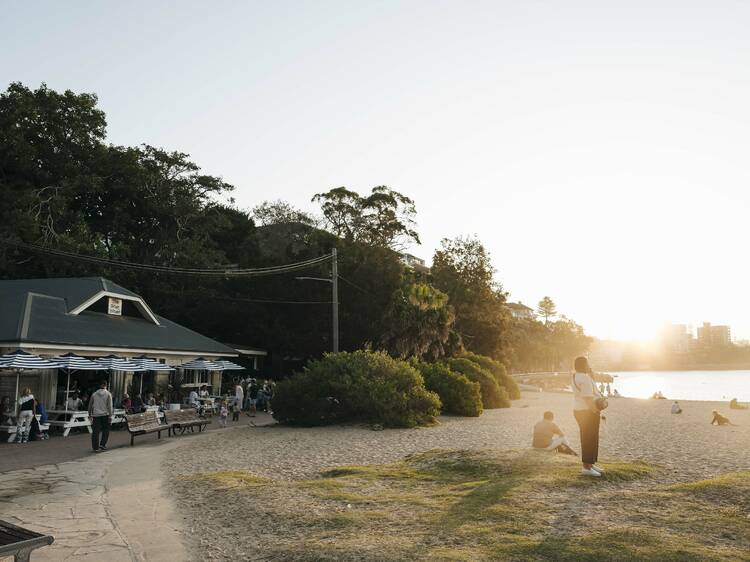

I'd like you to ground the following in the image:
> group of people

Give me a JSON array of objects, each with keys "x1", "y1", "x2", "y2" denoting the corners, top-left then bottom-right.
[
  {"x1": 230, "y1": 377, "x2": 276, "y2": 420},
  {"x1": 533, "y1": 356, "x2": 745, "y2": 477},
  {"x1": 120, "y1": 391, "x2": 166, "y2": 413},
  {"x1": 4, "y1": 388, "x2": 49, "y2": 444}
]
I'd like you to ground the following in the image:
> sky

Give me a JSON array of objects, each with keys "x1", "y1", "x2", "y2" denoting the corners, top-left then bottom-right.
[{"x1": 3, "y1": 1, "x2": 750, "y2": 341}]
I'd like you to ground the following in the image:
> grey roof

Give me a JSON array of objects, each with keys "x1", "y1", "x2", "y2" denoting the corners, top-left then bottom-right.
[{"x1": 0, "y1": 277, "x2": 236, "y2": 356}]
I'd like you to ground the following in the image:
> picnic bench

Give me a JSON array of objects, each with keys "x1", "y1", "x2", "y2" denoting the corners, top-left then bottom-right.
[
  {"x1": 45, "y1": 409, "x2": 92, "y2": 437},
  {"x1": 0, "y1": 519, "x2": 54, "y2": 561},
  {"x1": 164, "y1": 408, "x2": 211, "y2": 435},
  {"x1": 125, "y1": 411, "x2": 171, "y2": 446}
]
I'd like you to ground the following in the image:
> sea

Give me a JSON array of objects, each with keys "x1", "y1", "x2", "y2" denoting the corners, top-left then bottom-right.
[{"x1": 611, "y1": 370, "x2": 750, "y2": 402}]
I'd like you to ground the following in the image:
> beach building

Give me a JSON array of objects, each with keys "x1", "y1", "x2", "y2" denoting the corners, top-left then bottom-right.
[
  {"x1": 0, "y1": 277, "x2": 239, "y2": 406},
  {"x1": 507, "y1": 302, "x2": 536, "y2": 320}
]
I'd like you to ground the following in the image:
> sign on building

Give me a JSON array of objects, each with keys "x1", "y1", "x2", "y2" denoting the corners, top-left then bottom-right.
[{"x1": 108, "y1": 297, "x2": 122, "y2": 316}]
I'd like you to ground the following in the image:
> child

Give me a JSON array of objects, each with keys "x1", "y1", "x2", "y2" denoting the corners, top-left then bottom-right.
[
  {"x1": 231, "y1": 399, "x2": 240, "y2": 422},
  {"x1": 219, "y1": 401, "x2": 228, "y2": 428}
]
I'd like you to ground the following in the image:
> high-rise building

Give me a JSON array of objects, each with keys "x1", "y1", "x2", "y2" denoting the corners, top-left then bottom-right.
[
  {"x1": 697, "y1": 322, "x2": 731, "y2": 347},
  {"x1": 661, "y1": 323, "x2": 693, "y2": 353}
]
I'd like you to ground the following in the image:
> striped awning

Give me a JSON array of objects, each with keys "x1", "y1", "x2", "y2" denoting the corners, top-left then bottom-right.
[
  {"x1": 131, "y1": 356, "x2": 175, "y2": 371},
  {"x1": 178, "y1": 357, "x2": 224, "y2": 371},
  {"x1": 52, "y1": 352, "x2": 102, "y2": 372},
  {"x1": 215, "y1": 360, "x2": 245, "y2": 371},
  {"x1": 94, "y1": 355, "x2": 148, "y2": 372},
  {"x1": 0, "y1": 349, "x2": 61, "y2": 370}
]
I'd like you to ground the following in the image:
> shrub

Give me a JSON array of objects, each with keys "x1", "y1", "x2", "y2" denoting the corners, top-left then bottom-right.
[
  {"x1": 444, "y1": 358, "x2": 510, "y2": 409},
  {"x1": 461, "y1": 351, "x2": 521, "y2": 400},
  {"x1": 272, "y1": 351, "x2": 441, "y2": 427},
  {"x1": 413, "y1": 361, "x2": 483, "y2": 417}
]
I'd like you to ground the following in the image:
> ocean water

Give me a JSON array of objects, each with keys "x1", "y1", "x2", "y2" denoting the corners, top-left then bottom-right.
[{"x1": 611, "y1": 370, "x2": 750, "y2": 402}]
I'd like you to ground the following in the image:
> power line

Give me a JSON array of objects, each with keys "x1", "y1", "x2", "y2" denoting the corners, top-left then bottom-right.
[
  {"x1": 1, "y1": 239, "x2": 332, "y2": 277},
  {"x1": 147, "y1": 287, "x2": 333, "y2": 305},
  {"x1": 337, "y1": 273, "x2": 373, "y2": 296}
]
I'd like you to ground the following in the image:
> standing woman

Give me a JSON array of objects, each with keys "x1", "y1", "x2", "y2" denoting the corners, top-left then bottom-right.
[
  {"x1": 16, "y1": 387, "x2": 36, "y2": 444},
  {"x1": 572, "y1": 357, "x2": 605, "y2": 477}
]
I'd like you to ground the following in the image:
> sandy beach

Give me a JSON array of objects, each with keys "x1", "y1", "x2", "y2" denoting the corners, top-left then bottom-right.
[{"x1": 164, "y1": 391, "x2": 750, "y2": 560}]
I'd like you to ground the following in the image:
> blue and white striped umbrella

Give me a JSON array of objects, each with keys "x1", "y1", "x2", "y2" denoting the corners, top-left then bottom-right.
[
  {"x1": 0, "y1": 350, "x2": 61, "y2": 416},
  {"x1": 52, "y1": 352, "x2": 101, "y2": 372},
  {"x1": 178, "y1": 357, "x2": 224, "y2": 371},
  {"x1": 50, "y1": 353, "x2": 102, "y2": 411},
  {"x1": 0, "y1": 349, "x2": 61, "y2": 370},
  {"x1": 94, "y1": 355, "x2": 148, "y2": 372},
  {"x1": 215, "y1": 360, "x2": 245, "y2": 371},
  {"x1": 131, "y1": 356, "x2": 175, "y2": 371}
]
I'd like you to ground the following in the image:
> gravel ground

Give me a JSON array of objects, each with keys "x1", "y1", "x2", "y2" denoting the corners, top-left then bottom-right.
[{"x1": 163, "y1": 391, "x2": 750, "y2": 560}]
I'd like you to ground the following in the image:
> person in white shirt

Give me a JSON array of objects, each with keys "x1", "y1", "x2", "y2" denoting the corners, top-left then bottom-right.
[
  {"x1": 189, "y1": 389, "x2": 200, "y2": 408},
  {"x1": 233, "y1": 380, "x2": 244, "y2": 419},
  {"x1": 572, "y1": 357, "x2": 604, "y2": 477},
  {"x1": 16, "y1": 388, "x2": 36, "y2": 444},
  {"x1": 65, "y1": 392, "x2": 83, "y2": 411}
]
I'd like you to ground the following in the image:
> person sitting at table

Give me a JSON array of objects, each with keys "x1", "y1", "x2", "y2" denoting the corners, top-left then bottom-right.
[
  {"x1": 66, "y1": 392, "x2": 83, "y2": 411},
  {"x1": 188, "y1": 388, "x2": 200, "y2": 409},
  {"x1": 146, "y1": 393, "x2": 156, "y2": 407},
  {"x1": 132, "y1": 394, "x2": 145, "y2": 413},
  {"x1": 120, "y1": 393, "x2": 133, "y2": 413},
  {"x1": 199, "y1": 385, "x2": 209, "y2": 399},
  {"x1": 1, "y1": 396, "x2": 13, "y2": 425}
]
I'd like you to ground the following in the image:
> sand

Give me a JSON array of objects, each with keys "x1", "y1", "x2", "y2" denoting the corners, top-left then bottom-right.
[{"x1": 163, "y1": 392, "x2": 750, "y2": 560}]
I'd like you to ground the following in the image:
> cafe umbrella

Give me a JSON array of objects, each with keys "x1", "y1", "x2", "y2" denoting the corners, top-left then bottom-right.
[
  {"x1": 130, "y1": 355, "x2": 174, "y2": 395},
  {"x1": 50, "y1": 353, "x2": 102, "y2": 412},
  {"x1": 0, "y1": 350, "x2": 61, "y2": 416}
]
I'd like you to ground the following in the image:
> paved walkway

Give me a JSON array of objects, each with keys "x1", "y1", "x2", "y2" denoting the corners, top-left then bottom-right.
[
  {"x1": 0, "y1": 441, "x2": 187, "y2": 561},
  {"x1": 0, "y1": 414, "x2": 275, "y2": 561}
]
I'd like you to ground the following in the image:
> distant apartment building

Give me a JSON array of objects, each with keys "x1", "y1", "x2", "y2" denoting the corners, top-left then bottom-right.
[
  {"x1": 660, "y1": 323, "x2": 694, "y2": 353},
  {"x1": 697, "y1": 322, "x2": 731, "y2": 347},
  {"x1": 507, "y1": 302, "x2": 536, "y2": 320},
  {"x1": 399, "y1": 253, "x2": 430, "y2": 273}
]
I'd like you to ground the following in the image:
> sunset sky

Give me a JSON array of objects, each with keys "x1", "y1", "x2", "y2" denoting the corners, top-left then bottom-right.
[{"x1": 3, "y1": 1, "x2": 750, "y2": 341}]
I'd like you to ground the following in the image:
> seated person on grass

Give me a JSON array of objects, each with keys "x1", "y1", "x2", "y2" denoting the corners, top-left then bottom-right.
[
  {"x1": 711, "y1": 410, "x2": 735, "y2": 426},
  {"x1": 532, "y1": 411, "x2": 577, "y2": 455}
]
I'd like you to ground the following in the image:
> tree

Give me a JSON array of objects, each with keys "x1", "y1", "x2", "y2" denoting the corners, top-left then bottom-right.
[
  {"x1": 252, "y1": 200, "x2": 318, "y2": 227},
  {"x1": 537, "y1": 296, "x2": 557, "y2": 324},
  {"x1": 380, "y1": 282, "x2": 456, "y2": 361},
  {"x1": 431, "y1": 236, "x2": 510, "y2": 360},
  {"x1": 312, "y1": 186, "x2": 419, "y2": 250}
]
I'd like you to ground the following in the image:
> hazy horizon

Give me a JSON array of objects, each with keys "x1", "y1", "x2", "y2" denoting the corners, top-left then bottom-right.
[{"x1": 4, "y1": 1, "x2": 750, "y2": 341}]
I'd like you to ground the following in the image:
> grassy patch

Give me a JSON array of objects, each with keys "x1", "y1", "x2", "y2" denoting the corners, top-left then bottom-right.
[{"x1": 184, "y1": 451, "x2": 750, "y2": 561}]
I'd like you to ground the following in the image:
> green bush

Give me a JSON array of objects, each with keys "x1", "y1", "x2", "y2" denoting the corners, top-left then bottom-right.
[
  {"x1": 413, "y1": 361, "x2": 483, "y2": 417},
  {"x1": 272, "y1": 351, "x2": 441, "y2": 427},
  {"x1": 461, "y1": 351, "x2": 521, "y2": 400},
  {"x1": 445, "y1": 358, "x2": 510, "y2": 409}
]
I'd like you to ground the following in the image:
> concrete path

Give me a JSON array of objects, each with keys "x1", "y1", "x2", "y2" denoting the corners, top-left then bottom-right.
[{"x1": 0, "y1": 440, "x2": 188, "y2": 561}]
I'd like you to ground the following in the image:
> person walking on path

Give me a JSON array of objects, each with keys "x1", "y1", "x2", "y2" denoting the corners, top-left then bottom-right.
[
  {"x1": 89, "y1": 380, "x2": 113, "y2": 452},
  {"x1": 572, "y1": 356, "x2": 605, "y2": 477}
]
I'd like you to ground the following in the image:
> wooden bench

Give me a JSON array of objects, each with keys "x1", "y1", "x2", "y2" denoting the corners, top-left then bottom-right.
[
  {"x1": 164, "y1": 408, "x2": 211, "y2": 435},
  {"x1": 0, "y1": 519, "x2": 54, "y2": 561},
  {"x1": 125, "y1": 411, "x2": 171, "y2": 446}
]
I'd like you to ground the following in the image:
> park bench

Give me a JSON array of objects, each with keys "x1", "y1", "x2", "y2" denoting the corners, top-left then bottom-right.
[
  {"x1": 0, "y1": 519, "x2": 54, "y2": 561},
  {"x1": 125, "y1": 411, "x2": 171, "y2": 446},
  {"x1": 164, "y1": 408, "x2": 211, "y2": 435}
]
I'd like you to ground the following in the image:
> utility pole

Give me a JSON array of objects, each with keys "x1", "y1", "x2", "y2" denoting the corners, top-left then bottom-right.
[
  {"x1": 332, "y1": 248, "x2": 339, "y2": 353},
  {"x1": 295, "y1": 249, "x2": 339, "y2": 353}
]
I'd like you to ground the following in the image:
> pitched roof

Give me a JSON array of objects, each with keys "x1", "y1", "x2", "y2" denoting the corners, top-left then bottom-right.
[{"x1": 0, "y1": 277, "x2": 236, "y2": 356}]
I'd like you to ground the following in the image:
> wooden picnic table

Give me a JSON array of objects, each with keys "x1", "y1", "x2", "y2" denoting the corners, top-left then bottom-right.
[
  {"x1": 0, "y1": 519, "x2": 54, "y2": 561},
  {"x1": 45, "y1": 409, "x2": 92, "y2": 437}
]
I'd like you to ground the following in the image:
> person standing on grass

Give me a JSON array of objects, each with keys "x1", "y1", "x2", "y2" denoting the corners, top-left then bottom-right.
[
  {"x1": 572, "y1": 356, "x2": 605, "y2": 477},
  {"x1": 89, "y1": 380, "x2": 113, "y2": 453}
]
